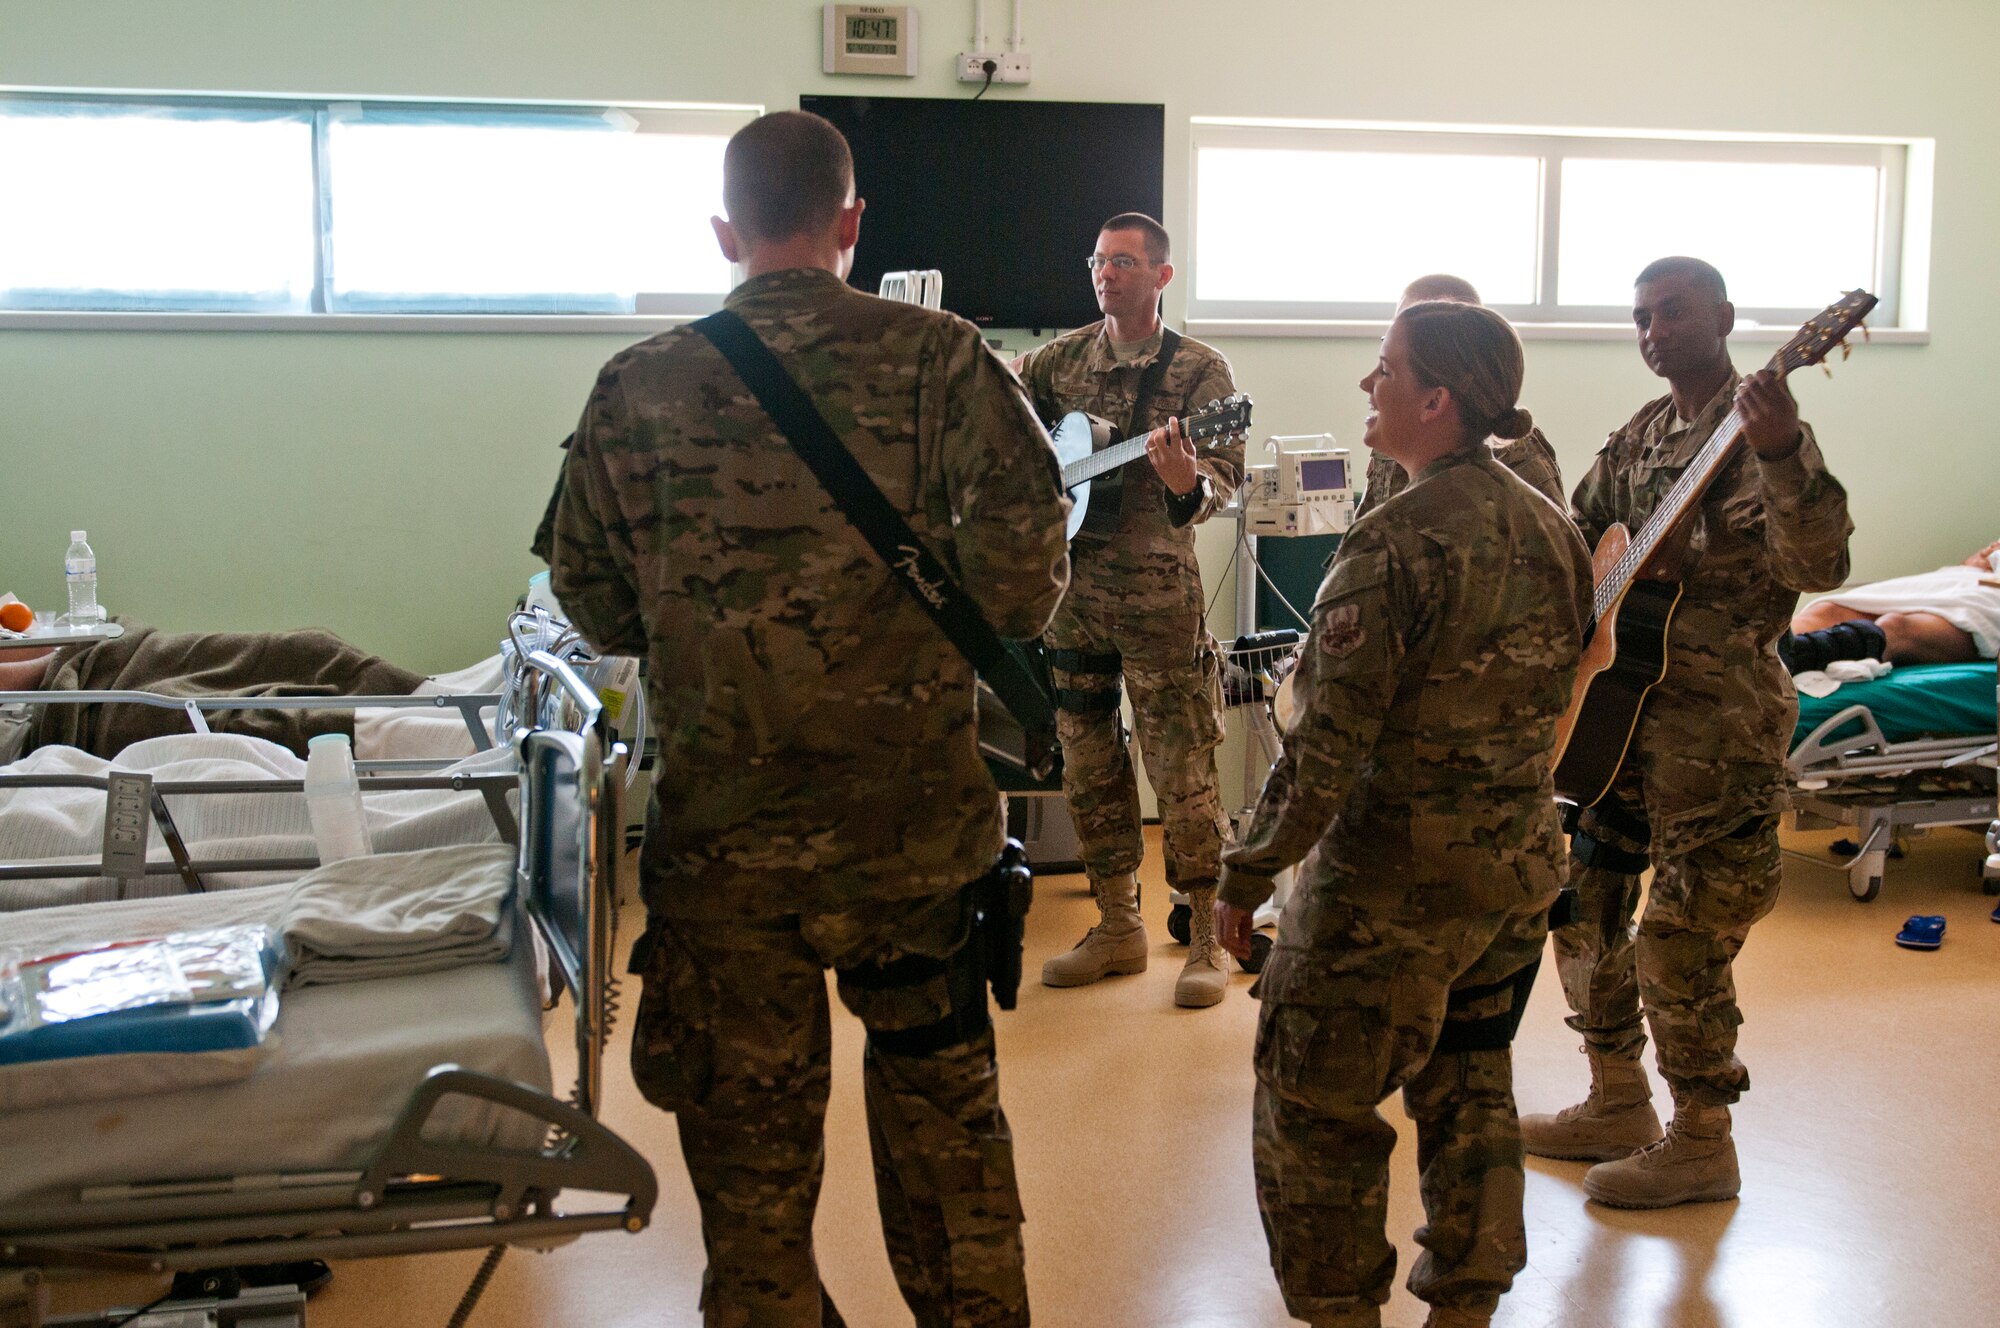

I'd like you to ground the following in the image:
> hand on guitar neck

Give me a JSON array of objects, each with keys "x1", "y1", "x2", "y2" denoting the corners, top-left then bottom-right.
[
  {"x1": 1734, "y1": 369, "x2": 1803, "y2": 461},
  {"x1": 1145, "y1": 416, "x2": 1201, "y2": 496}
]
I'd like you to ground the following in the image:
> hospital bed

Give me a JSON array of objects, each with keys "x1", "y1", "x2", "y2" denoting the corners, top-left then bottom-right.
[
  {"x1": 0, "y1": 660, "x2": 656, "y2": 1328},
  {"x1": 1784, "y1": 660, "x2": 1999, "y2": 901},
  {"x1": 0, "y1": 612, "x2": 633, "y2": 910}
]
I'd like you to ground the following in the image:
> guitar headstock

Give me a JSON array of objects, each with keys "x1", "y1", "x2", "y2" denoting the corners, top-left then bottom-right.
[
  {"x1": 1187, "y1": 393, "x2": 1253, "y2": 444},
  {"x1": 1772, "y1": 290, "x2": 1878, "y2": 378}
]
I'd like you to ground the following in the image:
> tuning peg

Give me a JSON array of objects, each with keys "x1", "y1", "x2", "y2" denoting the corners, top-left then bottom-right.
[
  {"x1": 1821, "y1": 362, "x2": 1833, "y2": 378},
  {"x1": 1861, "y1": 322, "x2": 1871, "y2": 343},
  {"x1": 1841, "y1": 340, "x2": 1852, "y2": 361}
]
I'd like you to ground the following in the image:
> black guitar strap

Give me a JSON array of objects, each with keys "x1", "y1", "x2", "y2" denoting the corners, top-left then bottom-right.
[
  {"x1": 1125, "y1": 326, "x2": 1183, "y2": 440},
  {"x1": 693, "y1": 308, "x2": 1058, "y2": 779},
  {"x1": 1077, "y1": 327, "x2": 1183, "y2": 541}
]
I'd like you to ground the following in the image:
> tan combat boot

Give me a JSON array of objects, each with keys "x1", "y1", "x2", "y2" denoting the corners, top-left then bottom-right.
[
  {"x1": 1519, "y1": 1048, "x2": 1663, "y2": 1161},
  {"x1": 1173, "y1": 886, "x2": 1230, "y2": 1008},
  {"x1": 1423, "y1": 1308, "x2": 1492, "y2": 1328},
  {"x1": 1041, "y1": 871, "x2": 1148, "y2": 987},
  {"x1": 1582, "y1": 1095, "x2": 1740, "y2": 1209}
]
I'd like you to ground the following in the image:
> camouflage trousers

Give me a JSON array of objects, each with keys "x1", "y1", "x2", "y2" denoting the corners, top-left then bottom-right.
[
  {"x1": 1253, "y1": 893, "x2": 1548, "y2": 1327},
  {"x1": 629, "y1": 888, "x2": 1028, "y2": 1328},
  {"x1": 1552, "y1": 767, "x2": 1785, "y2": 1105},
  {"x1": 1046, "y1": 602, "x2": 1228, "y2": 890}
]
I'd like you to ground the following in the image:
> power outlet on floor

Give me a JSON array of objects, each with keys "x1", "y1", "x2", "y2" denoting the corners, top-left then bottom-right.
[{"x1": 957, "y1": 51, "x2": 1031, "y2": 84}]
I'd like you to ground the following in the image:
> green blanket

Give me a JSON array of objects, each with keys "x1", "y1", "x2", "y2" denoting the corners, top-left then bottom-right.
[{"x1": 1793, "y1": 661, "x2": 1997, "y2": 750}]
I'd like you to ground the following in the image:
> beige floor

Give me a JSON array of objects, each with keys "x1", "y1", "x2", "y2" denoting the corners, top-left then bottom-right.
[{"x1": 51, "y1": 824, "x2": 2000, "y2": 1327}]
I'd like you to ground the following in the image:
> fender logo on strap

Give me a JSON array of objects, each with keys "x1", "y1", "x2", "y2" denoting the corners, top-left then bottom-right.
[{"x1": 894, "y1": 544, "x2": 949, "y2": 609}]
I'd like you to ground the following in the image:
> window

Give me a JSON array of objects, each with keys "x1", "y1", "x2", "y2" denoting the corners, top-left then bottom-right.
[
  {"x1": 1189, "y1": 120, "x2": 1925, "y2": 335},
  {"x1": 0, "y1": 93, "x2": 757, "y2": 320},
  {"x1": 0, "y1": 102, "x2": 315, "y2": 312}
]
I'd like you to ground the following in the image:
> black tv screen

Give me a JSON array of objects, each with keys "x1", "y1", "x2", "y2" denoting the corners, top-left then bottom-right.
[{"x1": 799, "y1": 95, "x2": 1164, "y2": 331}]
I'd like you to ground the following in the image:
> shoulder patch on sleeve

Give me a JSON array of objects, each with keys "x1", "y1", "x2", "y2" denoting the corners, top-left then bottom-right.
[{"x1": 1318, "y1": 602, "x2": 1366, "y2": 658}]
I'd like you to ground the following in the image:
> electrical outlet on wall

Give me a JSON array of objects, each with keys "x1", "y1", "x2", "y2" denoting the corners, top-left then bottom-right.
[{"x1": 957, "y1": 50, "x2": 1031, "y2": 84}]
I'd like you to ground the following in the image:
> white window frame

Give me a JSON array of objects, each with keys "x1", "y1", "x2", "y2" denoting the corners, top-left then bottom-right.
[
  {"x1": 0, "y1": 87, "x2": 761, "y2": 333},
  {"x1": 1188, "y1": 118, "x2": 1932, "y2": 343}
]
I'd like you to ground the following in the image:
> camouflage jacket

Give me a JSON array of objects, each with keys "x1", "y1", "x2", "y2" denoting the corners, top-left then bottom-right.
[
  {"x1": 1219, "y1": 447, "x2": 1592, "y2": 959},
  {"x1": 1355, "y1": 426, "x2": 1566, "y2": 520},
  {"x1": 550, "y1": 268, "x2": 1071, "y2": 916},
  {"x1": 1571, "y1": 372, "x2": 1853, "y2": 842},
  {"x1": 1014, "y1": 323, "x2": 1242, "y2": 617}
]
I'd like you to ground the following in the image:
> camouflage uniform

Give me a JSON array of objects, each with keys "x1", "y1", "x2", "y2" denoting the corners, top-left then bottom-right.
[
  {"x1": 1220, "y1": 447, "x2": 1592, "y2": 1327},
  {"x1": 18, "y1": 621, "x2": 423, "y2": 759},
  {"x1": 1558, "y1": 373, "x2": 1852, "y2": 1105},
  {"x1": 1013, "y1": 323, "x2": 1242, "y2": 892},
  {"x1": 1353, "y1": 427, "x2": 1566, "y2": 520},
  {"x1": 550, "y1": 267, "x2": 1070, "y2": 1327}
]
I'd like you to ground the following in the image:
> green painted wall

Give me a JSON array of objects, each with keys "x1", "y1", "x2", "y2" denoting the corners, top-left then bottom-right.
[{"x1": 3, "y1": 1, "x2": 1994, "y2": 672}]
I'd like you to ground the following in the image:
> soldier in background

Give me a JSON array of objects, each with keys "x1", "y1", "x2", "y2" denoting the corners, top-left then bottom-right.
[
  {"x1": 1216, "y1": 301, "x2": 1592, "y2": 1328},
  {"x1": 1013, "y1": 212, "x2": 1246, "y2": 1009},
  {"x1": 1522, "y1": 256, "x2": 1854, "y2": 1209},
  {"x1": 549, "y1": 110, "x2": 1069, "y2": 1327},
  {"x1": 1352, "y1": 274, "x2": 1567, "y2": 517}
]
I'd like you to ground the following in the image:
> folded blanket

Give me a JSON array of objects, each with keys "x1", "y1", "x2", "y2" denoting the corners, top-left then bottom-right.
[
  {"x1": 4, "y1": 843, "x2": 517, "y2": 988},
  {"x1": 282, "y1": 843, "x2": 516, "y2": 987}
]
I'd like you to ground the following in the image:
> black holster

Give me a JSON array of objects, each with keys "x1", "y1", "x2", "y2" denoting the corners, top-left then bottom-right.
[{"x1": 973, "y1": 838, "x2": 1034, "y2": 1010}]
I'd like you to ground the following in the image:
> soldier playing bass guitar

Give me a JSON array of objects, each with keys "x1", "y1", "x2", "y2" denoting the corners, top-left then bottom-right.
[{"x1": 1522, "y1": 256, "x2": 1856, "y2": 1211}]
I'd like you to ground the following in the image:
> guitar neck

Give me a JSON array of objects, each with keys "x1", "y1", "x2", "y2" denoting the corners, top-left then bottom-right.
[
  {"x1": 1592, "y1": 353, "x2": 1787, "y2": 619},
  {"x1": 1062, "y1": 433, "x2": 1153, "y2": 488}
]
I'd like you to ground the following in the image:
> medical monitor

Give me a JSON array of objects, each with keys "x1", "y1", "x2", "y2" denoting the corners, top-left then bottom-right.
[{"x1": 798, "y1": 94, "x2": 1165, "y2": 330}]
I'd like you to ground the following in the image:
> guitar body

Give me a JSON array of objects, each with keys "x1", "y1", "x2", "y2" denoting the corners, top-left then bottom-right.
[
  {"x1": 1552, "y1": 523, "x2": 1684, "y2": 807},
  {"x1": 1050, "y1": 412, "x2": 1099, "y2": 541}
]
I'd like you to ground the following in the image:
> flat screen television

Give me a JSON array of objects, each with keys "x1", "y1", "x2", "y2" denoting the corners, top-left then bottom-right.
[{"x1": 798, "y1": 94, "x2": 1164, "y2": 331}]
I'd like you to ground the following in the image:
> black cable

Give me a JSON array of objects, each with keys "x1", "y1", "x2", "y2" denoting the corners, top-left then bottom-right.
[
  {"x1": 446, "y1": 1246, "x2": 507, "y2": 1328},
  {"x1": 105, "y1": 1291, "x2": 176, "y2": 1327},
  {"x1": 971, "y1": 60, "x2": 997, "y2": 99}
]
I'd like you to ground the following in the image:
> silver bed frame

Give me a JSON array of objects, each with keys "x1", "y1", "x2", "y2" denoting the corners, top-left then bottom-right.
[
  {"x1": 1785, "y1": 692, "x2": 2000, "y2": 902},
  {"x1": 0, "y1": 659, "x2": 656, "y2": 1327}
]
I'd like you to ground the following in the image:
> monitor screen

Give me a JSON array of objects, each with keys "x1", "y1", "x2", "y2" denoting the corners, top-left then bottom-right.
[
  {"x1": 1298, "y1": 458, "x2": 1349, "y2": 493},
  {"x1": 799, "y1": 95, "x2": 1165, "y2": 330}
]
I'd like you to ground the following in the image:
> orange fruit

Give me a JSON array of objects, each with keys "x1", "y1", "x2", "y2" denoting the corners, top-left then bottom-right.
[{"x1": 0, "y1": 601, "x2": 33, "y2": 632}]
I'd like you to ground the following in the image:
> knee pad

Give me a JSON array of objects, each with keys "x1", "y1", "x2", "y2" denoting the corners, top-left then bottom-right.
[
  {"x1": 1433, "y1": 959, "x2": 1541, "y2": 1055},
  {"x1": 1048, "y1": 646, "x2": 1123, "y2": 715}
]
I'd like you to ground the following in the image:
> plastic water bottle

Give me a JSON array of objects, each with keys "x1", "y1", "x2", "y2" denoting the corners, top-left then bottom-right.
[
  {"x1": 62, "y1": 531, "x2": 105, "y2": 626},
  {"x1": 304, "y1": 733, "x2": 373, "y2": 863}
]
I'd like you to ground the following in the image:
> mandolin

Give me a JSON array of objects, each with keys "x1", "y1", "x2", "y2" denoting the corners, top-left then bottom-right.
[
  {"x1": 1050, "y1": 395, "x2": 1254, "y2": 541},
  {"x1": 1551, "y1": 289, "x2": 1877, "y2": 807}
]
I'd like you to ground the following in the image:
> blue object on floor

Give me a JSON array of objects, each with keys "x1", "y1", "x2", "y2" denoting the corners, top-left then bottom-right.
[
  {"x1": 1991, "y1": 899, "x2": 2000, "y2": 924},
  {"x1": 1895, "y1": 914, "x2": 1946, "y2": 950}
]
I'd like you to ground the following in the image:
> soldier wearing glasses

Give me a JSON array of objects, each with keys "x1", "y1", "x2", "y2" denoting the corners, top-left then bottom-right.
[{"x1": 1012, "y1": 213, "x2": 1246, "y2": 1009}]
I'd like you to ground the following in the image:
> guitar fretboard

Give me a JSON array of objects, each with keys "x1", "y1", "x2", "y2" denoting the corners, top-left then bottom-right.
[
  {"x1": 1062, "y1": 434, "x2": 1154, "y2": 488},
  {"x1": 1590, "y1": 342, "x2": 1798, "y2": 622}
]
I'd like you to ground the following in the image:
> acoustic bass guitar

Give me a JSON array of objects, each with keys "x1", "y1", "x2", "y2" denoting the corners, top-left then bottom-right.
[
  {"x1": 1551, "y1": 289, "x2": 1878, "y2": 807},
  {"x1": 1049, "y1": 395, "x2": 1254, "y2": 541}
]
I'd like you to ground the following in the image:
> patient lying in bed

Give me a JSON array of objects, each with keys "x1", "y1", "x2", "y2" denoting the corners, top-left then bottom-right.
[
  {"x1": 0, "y1": 619, "x2": 497, "y2": 765},
  {"x1": 1783, "y1": 538, "x2": 2000, "y2": 672}
]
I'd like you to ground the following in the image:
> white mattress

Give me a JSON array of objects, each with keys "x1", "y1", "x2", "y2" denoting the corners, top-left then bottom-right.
[
  {"x1": 0, "y1": 884, "x2": 552, "y2": 1207},
  {"x1": 0, "y1": 733, "x2": 514, "y2": 911}
]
